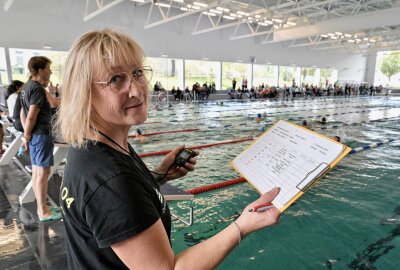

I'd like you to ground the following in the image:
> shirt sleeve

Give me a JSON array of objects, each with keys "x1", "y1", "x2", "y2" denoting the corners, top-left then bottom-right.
[
  {"x1": 29, "y1": 86, "x2": 46, "y2": 107},
  {"x1": 84, "y1": 173, "x2": 161, "y2": 248}
]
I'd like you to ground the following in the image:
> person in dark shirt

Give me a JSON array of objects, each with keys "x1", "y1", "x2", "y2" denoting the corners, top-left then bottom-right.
[
  {"x1": 55, "y1": 29, "x2": 280, "y2": 270},
  {"x1": 0, "y1": 110, "x2": 5, "y2": 156},
  {"x1": 20, "y1": 56, "x2": 61, "y2": 222}
]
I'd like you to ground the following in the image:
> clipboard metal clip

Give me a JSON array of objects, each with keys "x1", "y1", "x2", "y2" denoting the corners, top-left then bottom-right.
[
  {"x1": 297, "y1": 162, "x2": 330, "y2": 191},
  {"x1": 171, "y1": 207, "x2": 194, "y2": 226}
]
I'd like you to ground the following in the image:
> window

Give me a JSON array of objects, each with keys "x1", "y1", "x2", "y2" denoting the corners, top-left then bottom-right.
[
  {"x1": 9, "y1": 48, "x2": 68, "y2": 85},
  {"x1": 221, "y1": 62, "x2": 252, "y2": 90},
  {"x1": 279, "y1": 66, "x2": 301, "y2": 87},
  {"x1": 319, "y1": 69, "x2": 338, "y2": 87},
  {"x1": 301, "y1": 67, "x2": 320, "y2": 86},
  {"x1": 185, "y1": 60, "x2": 220, "y2": 90},
  {"x1": 253, "y1": 64, "x2": 278, "y2": 87},
  {"x1": 0, "y1": 47, "x2": 9, "y2": 86},
  {"x1": 146, "y1": 57, "x2": 183, "y2": 91},
  {"x1": 374, "y1": 50, "x2": 400, "y2": 88}
]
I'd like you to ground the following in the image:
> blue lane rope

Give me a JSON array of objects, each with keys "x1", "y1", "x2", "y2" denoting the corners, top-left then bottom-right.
[{"x1": 349, "y1": 138, "x2": 398, "y2": 154}]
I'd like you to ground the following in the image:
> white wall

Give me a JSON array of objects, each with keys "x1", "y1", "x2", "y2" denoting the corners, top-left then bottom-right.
[
  {"x1": 365, "y1": 53, "x2": 377, "y2": 85},
  {"x1": 0, "y1": 0, "x2": 367, "y2": 83}
]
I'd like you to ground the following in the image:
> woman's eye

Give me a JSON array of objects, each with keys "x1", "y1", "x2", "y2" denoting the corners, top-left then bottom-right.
[
  {"x1": 110, "y1": 75, "x2": 124, "y2": 84},
  {"x1": 133, "y1": 69, "x2": 143, "y2": 78}
]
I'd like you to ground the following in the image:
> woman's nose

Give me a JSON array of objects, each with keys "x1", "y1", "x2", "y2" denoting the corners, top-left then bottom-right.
[{"x1": 128, "y1": 80, "x2": 144, "y2": 98}]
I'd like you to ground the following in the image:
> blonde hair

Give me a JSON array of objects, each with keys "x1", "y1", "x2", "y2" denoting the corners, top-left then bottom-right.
[{"x1": 54, "y1": 29, "x2": 146, "y2": 148}]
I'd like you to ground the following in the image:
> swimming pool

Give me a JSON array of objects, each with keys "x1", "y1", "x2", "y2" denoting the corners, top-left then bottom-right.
[{"x1": 131, "y1": 96, "x2": 400, "y2": 270}]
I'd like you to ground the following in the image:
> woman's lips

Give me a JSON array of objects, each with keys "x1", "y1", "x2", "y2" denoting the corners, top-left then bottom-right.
[{"x1": 126, "y1": 102, "x2": 143, "y2": 109}]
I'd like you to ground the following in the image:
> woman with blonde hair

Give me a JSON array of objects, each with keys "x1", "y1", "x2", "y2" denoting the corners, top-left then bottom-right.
[{"x1": 57, "y1": 29, "x2": 280, "y2": 269}]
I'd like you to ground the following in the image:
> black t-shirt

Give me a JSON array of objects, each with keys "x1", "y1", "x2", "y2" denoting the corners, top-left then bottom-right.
[
  {"x1": 21, "y1": 80, "x2": 52, "y2": 134},
  {"x1": 12, "y1": 93, "x2": 24, "y2": 132},
  {"x1": 61, "y1": 141, "x2": 171, "y2": 270}
]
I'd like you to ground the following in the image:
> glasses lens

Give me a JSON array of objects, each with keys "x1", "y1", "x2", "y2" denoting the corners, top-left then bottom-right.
[
  {"x1": 109, "y1": 73, "x2": 130, "y2": 92},
  {"x1": 134, "y1": 67, "x2": 152, "y2": 86}
]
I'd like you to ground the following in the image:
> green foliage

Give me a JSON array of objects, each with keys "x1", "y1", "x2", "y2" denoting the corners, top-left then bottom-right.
[
  {"x1": 222, "y1": 62, "x2": 250, "y2": 89},
  {"x1": 185, "y1": 60, "x2": 219, "y2": 88},
  {"x1": 301, "y1": 68, "x2": 318, "y2": 85},
  {"x1": 380, "y1": 52, "x2": 400, "y2": 81},
  {"x1": 320, "y1": 69, "x2": 333, "y2": 80},
  {"x1": 279, "y1": 66, "x2": 299, "y2": 87},
  {"x1": 253, "y1": 65, "x2": 277, "y2": 86}
]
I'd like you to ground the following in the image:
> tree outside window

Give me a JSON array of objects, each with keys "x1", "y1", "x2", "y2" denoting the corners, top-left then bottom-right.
[
  {"x1": 146, "y1": 57, "x2": 183, "y2": 91},
  {"x1": 375, "y1": 50, "x2": 400, "y2": 88},
  {"x1": 185, "y1": 60, "x2": 220, "y2": 90},
  {"x1": 222, "y1": 62, "x2": 251, "y2": 90},
  {"x1": 279, "y1": 66, "x2": 301, "y2": 87},
  {"x1": 253, "y1": 65, "x2": 278, "y2": 87},
  {"x1": 301, "y1": 67, "x2": 319, "y2": 86}
]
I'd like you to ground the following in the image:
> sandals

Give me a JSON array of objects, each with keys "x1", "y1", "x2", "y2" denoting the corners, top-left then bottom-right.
[
  {"x1": 39, "y1": 210, "x2": 62, "y2": 222},
  {"x1": 51, "y1": 207, "x2": 61, "y2": 213}
]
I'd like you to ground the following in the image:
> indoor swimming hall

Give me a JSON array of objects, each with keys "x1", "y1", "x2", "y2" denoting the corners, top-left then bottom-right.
[
  {"x1": 1, "y1": 0, "x2": 400, "y2": 269},
  {"x1": 0, "y1": 95, "x2": 399, "y2": 269}
]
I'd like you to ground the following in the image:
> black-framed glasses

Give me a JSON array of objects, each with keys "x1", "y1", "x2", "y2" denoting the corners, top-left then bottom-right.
[{"x1": 93, "y1": 66, "x2": 153, "y2": 93}]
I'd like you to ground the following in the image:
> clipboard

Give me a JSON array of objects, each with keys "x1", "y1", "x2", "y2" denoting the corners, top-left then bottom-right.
[{"x1": 230, "y1": 120, "x2": 351, "y2": 212}]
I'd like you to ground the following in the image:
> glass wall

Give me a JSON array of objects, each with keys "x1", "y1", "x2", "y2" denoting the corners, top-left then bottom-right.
[
  {"x1": 320, "y1": 68, "x2": 338, "y2": 87},
  {"x1": 279, "y1": 66, "x2": 301, "y2": 87},
  {"x1": 253, "y1": 64, "x2": 278, "y2": 87},
  {"x1": 146, "y1": 57, "x2": 184, "y2": 91},
  {"x1": 301, "y1": 67, "x2": 320, "y2": 86},
  {"x1": 9, "y1": 48, "x2": 67, "y2": 85},
  {"x1": 185, "y1": 60, "x2": 220, "y2": 90},
  {"x1": 221, "y1": 62, "x2": 252, "y2": 90},
  {"x1": 0, "y1": 47, "x2": 8, "y2": 86},
  {"x1": 3, "y1": 46, "x2": 340, "y2": 94}
]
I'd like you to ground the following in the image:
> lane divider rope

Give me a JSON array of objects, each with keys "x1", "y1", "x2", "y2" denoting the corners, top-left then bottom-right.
[
  {"x1": 128, "y1": 128, "x2": 199, "y2": 138},
  {"x1": 138, "y1": 137, "x2": 254, "y2": 158}
]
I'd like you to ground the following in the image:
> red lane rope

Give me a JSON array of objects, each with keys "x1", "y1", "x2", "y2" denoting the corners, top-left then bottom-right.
[
  {"x1": 128, "y1": 128, "x2": 200, "y2": 138},
  {"x1": 138, "y1": 137, "x2": 254, "y2": 158},
  {"x1": 186, "y1": 177, "x2": 246, "y2": 195}
]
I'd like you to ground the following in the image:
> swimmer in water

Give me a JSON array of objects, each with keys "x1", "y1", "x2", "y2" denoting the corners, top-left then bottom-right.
[
  {"x1": 154, "y1": 104, "x2": 161, "y2": 111},
  {"x1": 135, "y1": 128, "x2": 147, "y2": 144},
  {"x1": 256, "y1": 113, "x2": 262, "y2": 123}
]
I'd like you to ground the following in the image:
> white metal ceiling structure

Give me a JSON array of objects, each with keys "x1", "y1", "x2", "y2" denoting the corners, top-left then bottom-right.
[{"x1": 79, "y1": 0, "x2": 400, "y2": 54}]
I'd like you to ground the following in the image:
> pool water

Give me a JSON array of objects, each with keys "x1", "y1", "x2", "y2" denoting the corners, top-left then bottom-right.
[{"x1": 131, "y1": 96, "x2": 400, "y2": 270}]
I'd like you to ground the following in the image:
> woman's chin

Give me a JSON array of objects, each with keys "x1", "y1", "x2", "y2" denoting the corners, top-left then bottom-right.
[{"x1": 131, "y1": 113, "x2": 147, "y2": 125}]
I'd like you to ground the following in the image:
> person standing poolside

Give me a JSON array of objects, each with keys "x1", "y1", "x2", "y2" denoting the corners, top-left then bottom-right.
[
  {"x1": 56, "y1": 29, "x2": 281, "y2": 270},
  {"x1": 6, "y1": 80, "x2": 24, "y2": 119},
  {"x1": 20, "y1": 56, "x2": 61, "y2": 222}
]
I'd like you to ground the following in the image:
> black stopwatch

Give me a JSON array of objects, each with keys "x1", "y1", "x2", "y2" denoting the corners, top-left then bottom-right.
[{"x1": 175, "y1": 148, "x2": 196, "y2": 166}]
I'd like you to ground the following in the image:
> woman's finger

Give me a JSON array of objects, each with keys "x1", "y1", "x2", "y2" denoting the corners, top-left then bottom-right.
[{"x1": 252, "y1": 187, "x2": 280, "y2": 205}]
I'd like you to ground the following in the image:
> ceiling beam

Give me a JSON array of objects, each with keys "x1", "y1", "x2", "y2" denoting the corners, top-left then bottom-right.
[
  {"x1": 84, "y1": 0, "x2": 127, "y2": 21},
  {"x1": 268, "y1": 6, "x2": 400, "y2": 43},
  {"x1": 279, "y1": 0, "x2": 341, "y2": 15},
  {"x1": 231, "y1": 1, "x2": 370, "y2": 41},
  {"x1": 190, "y1": 0, "x2": 305, "y2": 37},
  {"x1": 144, "y1": 1, "x2": 219, "y2": 29},
  {"x1": 289, "y1": 38, "x2": 344, "y2": 48}
]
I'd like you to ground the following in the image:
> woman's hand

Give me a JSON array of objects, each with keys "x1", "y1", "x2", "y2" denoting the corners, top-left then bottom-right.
[
  {"x1": 235, "y1": 187, "x2": 281, "y2": 237},
  {"x1": 155, "y1": 145, "x2": 199, "y2": 182}
]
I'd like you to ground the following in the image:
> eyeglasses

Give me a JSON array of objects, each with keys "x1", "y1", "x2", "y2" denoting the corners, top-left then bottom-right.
[{"x1": 93, "y1": 66, "x2": 153, "y2": 93}]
